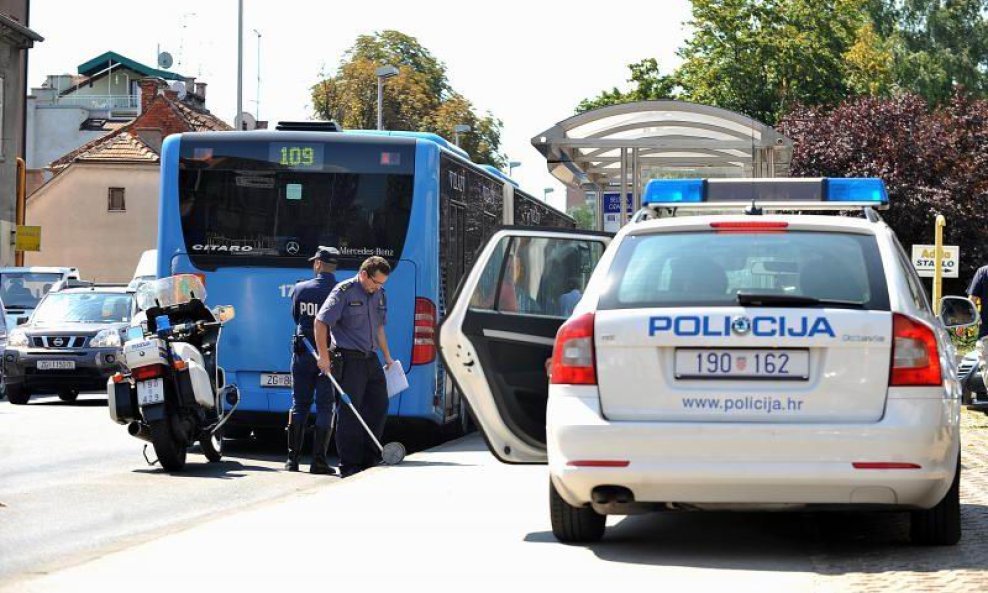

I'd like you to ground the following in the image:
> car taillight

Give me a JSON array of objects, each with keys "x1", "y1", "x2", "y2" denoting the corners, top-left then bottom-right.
[
  {"x1": 890, "y1": 313, "x2": 942, "y2": 386},
  {"x1": 132, "y1": 364, "x2": 167, "y2": 381},
  {"x1": 411, "y1": 297, "x2": 436, "y2": 365},
  {"x1": 550, "y1": 312, "x2": 597, "y2": 385}
]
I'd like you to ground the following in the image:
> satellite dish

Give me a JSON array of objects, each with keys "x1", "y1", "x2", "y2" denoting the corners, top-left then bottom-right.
[
  {"x1": 158, "y1": 51, "x2": 173, "y2": 69},
  {"x1": 239, "y1": 112, "x2": 257, "y2": 131},
  {"x1": 169, "y1": 81, "x2": 187, "y2": 98}
]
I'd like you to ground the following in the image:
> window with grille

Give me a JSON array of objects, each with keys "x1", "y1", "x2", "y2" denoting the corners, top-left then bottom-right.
[{"x1": 108, "y1": 187, "x2": 126, "y2": 211}]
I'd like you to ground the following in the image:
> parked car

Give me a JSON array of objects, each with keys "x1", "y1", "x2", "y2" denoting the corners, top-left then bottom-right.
[
  {"x1": 0, "y1": 266, "x2": 81, "y2": 330},
  {"x1": 3, "y1": 283, "x2": 137, "y2": 404},
  {"x1": 127, "y1": 249, "x2": 157, "y2": 291}
]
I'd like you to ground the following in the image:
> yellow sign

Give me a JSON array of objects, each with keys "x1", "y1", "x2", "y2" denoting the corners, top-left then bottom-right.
[{"x1": 15, "y1": 225, "x2": 41, "y2": 252}]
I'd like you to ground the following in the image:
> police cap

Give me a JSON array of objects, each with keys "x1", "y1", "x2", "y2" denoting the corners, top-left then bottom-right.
[{"x1": 309, "y1": 246, "x2": 341, "y2": 264}]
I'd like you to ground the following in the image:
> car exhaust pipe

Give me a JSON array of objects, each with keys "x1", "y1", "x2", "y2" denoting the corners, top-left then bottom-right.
[
  {"x1": 591, "y1": 486, "x2": 634, "y2": 505},
  {"x1": 127, "y1": 421, "x2": 152, "y2": 442}
]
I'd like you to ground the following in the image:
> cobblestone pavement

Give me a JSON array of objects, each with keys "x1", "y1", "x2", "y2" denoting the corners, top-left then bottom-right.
[{"x1": 810, "y1": 409, "x2": 988, "y2": 592}]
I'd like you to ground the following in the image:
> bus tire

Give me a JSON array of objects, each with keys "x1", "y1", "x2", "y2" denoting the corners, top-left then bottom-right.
[
  {"x1": 911, "y1": 455, "x2": 961, "y2": 546},
  {"x1": 550, "y1": 479, "x2": 605, "y2": 544},
  {"x1": 150, "y1": 419, "x2": 188, "y2": 471}
]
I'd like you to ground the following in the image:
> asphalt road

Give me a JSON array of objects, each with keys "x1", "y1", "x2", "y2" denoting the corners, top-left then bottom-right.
[
  {"x1": 3, "y1": 394, "x2": 988, "y2": 592},
  {"x1": 0, "y1": 392, "x2": 343, "y2": 584}
]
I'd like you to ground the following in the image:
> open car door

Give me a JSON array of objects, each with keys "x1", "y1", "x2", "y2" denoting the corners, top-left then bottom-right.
[{"x1": 439, "y1": 228, "x2": 610, "y2": 463}]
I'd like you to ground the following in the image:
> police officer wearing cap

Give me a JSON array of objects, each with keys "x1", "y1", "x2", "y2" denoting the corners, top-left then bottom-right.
[
  {"x1": 285, "y1": 246, "x2": 340, "y2": 474},
  {"x1": 314, "y1": 256, "x2": 393, "y2": 478}
]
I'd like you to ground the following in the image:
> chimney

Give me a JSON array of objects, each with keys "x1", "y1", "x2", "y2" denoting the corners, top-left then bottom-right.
[
  {"x1": 194, "y1": 82, "x2": 207, "y2": 103},
  {"x1": 139, "y1": 78, "x2": 165, "y2": 114}
]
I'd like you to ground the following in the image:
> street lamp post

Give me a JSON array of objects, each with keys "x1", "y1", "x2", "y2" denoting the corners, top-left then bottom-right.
[
  {"x1": 508, "y1": 160, "x2": 521, "y2": 177},
  {"x1": 453, "y1": 124, "x2": 471, "y2": 146},
  {"x1": 376, "y1": 65, "x2": 399, "y2": 130},
  {"x1": 543, "y1": 187, "x2": 555, "y2": 202},
  {"x1": 252, "y1": 28, "x2": 261, "y2": 122},
  {"x1": 236, "y1": 0, "x2": 243, "y2": 130}
]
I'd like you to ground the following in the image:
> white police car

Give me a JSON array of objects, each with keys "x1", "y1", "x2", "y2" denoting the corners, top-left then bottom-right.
[{"x1": 439, "y1": 178, "x2": 978, "y2": 545}]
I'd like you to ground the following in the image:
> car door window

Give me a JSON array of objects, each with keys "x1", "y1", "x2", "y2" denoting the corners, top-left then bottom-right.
[{"x1": 494, "y1": 237, "x2": 603, "y2": 317}]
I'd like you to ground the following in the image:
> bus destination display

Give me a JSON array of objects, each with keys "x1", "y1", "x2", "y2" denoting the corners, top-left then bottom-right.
[{"x1": 269, "y1": 142, "x2": 324, "y2": 170}]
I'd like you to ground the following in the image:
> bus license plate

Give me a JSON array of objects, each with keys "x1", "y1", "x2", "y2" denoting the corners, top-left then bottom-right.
[
  {"x1": 137, "y1": 378, "x2": 165, "y2": 405},
  {"x1": 260, "y1": 373, "x2": 293, "y2": 388},
  {"x1": 675, "y1": 349, "x2": 809, "y2": 380},
  {"x1": 36, "y1": 360, "x2": 75, "y2": 370}
]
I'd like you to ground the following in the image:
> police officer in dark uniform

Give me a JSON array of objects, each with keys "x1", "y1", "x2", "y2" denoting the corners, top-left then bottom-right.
[
  {"x1": 286, "y1": 246, "x2": 341, "y2": 474},
  {"x1": 314, "y1": 256, "x2": 393, "y2": 478}
]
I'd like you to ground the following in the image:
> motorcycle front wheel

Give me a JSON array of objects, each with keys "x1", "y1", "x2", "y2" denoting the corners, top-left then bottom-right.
[
  {"x1": 150, "y1": 419, "x2": 188, "y2": 471},
  {"x1": 200, "y1": 427, "x2": 224, "y2": 462}
]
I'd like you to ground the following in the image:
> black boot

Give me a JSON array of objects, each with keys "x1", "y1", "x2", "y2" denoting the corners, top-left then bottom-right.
[
  {"x1": 285, "y1": 422, "x2": 305, "y2": 472},
  {"x1": 310, "y1": 426, "x2": 337, "y2": 475}
]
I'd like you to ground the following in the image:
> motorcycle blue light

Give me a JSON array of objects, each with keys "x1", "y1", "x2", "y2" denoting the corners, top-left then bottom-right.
[
  {"x1": 155, "y1": 314, "x2": 171, "y2": 332},
  {"x1": 825, "y1": 178, "x2": 888, "y2": 204},
  {"x1": 642, "y1": 179, "x2": 705, "y2": 205}
]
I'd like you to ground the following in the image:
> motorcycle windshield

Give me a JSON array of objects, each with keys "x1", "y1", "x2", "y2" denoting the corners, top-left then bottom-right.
[{"x1": 136, "y1": 274, "x2": 207, "y2": 310}]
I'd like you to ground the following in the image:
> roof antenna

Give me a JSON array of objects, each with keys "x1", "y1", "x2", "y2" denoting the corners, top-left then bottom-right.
[{"x1": 744, "y1": 199, "x2": 763, "y2": 216}]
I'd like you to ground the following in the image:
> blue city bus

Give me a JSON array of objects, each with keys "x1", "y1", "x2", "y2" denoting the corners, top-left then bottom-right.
[{"x1": 156, "y1": 123, "x2": 574, "y2": 438}]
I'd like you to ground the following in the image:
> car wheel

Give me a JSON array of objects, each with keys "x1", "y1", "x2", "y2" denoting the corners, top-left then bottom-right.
[
  {"x1": 6, "y1": 384, "x2": 30, "y2": 405},
  {"x1": 910, "y1": 454, "x2": 961, "y2": 546},
  {"x1": 549, "y1": 479, "x2": 606, "y2": 544},
  {"x1": 58, "y1": 390, "x2": 79, "y2": 402}
]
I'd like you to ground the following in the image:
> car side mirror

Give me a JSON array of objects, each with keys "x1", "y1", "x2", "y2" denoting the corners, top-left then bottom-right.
[{"x1": 938, "y1": 296, "x2": 979, "y2": 328}]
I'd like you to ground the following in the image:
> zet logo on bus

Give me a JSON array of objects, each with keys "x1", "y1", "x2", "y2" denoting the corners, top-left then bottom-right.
[{"x1": 649, "y1": 315, "x2": 836, "y2": 338}]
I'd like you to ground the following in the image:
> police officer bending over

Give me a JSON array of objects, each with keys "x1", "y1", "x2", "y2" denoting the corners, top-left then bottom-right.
[
  {"x1": 286, "y1": 246, "x2": 341, "y2": 474},
  {"x1": 314, "y1": 256, "x2": 393, "y2": 478}
]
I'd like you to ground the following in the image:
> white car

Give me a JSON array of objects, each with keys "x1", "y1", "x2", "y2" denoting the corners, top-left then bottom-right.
[{"x1": 439, "y1": 178, "x2": 978, "y2": 546}]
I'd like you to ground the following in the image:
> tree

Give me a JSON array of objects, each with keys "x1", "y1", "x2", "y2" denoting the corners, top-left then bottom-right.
[
  {"x1": 567, "y1": 205, "x2": 595, "y2": 230},
  {"x1": 777, "y1": 93, "x2": 988, "y2": 292},
  {"x1": 675, "y1": 0, "x2": 869, "y2": 124},
  {"x1": 311, "y1": 31, "x2": 504, "y2": 166},
  {"x1": 576, "y1": 59, "x2": 678, "y2": 113}
]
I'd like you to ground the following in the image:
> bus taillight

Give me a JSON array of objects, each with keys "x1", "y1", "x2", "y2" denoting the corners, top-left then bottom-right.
[{"x1": 412, "y1": 298, "x2": 437, "y2": 365}]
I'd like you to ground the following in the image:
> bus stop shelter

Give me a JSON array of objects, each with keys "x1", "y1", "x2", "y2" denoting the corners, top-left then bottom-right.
[{"x1": 531, "y1": 100, "x2": 794, "y2": 229}]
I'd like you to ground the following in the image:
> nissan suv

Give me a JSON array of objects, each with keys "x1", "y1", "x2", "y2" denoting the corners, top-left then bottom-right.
[{"x1": 3, "y1": 284, "x2": 137, "y2": 404}]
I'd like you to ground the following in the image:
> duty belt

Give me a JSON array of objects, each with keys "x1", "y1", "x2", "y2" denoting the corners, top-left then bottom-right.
[{"x1": 337, "y1": 348, "x2": 376, "y2": 359}]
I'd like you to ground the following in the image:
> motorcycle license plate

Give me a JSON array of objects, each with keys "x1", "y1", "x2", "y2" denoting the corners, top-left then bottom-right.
[
  {"x1": 36, "y1": 360, "x2": 75, "y2": 370},
  {"x1": 137, "y1": 378, "x2": 165, "y2": 405},
  {"x1": 260, "y1": 373, "x2": 292, "y2": 388}
]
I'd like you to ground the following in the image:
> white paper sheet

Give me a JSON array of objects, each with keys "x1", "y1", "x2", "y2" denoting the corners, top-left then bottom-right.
[{"x1": 384, "y1": 360, "x2": 409, "y2": 397}]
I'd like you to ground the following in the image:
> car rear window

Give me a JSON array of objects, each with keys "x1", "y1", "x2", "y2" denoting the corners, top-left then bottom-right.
[{"x1": 597, "y1": 230, "x2": 889, "y2": 310}]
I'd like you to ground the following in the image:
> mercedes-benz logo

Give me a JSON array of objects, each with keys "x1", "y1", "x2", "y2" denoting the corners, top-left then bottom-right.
[
  {"x1": 731, "y1": 316, "x2": 752, "y2": 336},
  {"x1": 286, "y1": 241, "x2": 300, "y2": 255}
]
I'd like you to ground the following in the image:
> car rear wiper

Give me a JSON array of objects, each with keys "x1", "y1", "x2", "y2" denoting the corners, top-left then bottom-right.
[{"x1": 735, "y1": 292, "x2": 865, "y2": 308}]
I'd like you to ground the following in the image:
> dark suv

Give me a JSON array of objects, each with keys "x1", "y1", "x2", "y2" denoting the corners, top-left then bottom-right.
[{"x1": 3, "y1": 284, "x2": 137, "y2": 404}]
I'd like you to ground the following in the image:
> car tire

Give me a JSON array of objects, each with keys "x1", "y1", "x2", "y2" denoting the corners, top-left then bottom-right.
[
  {"x1": 910, "y1": 455, "x2": 961, "y2": 546},
  {"x1": 6, "y1": 384, "x2": 30, "y2": 405},
  {"x1": 58, "y1": 390, "x2": 79, "y2": 402},
  {"x1": 149, "y1": 419, "x2": 188, "y2": 472},
  {"x1": 549, "y1": 479, "x2": 606, "y2": 544}
]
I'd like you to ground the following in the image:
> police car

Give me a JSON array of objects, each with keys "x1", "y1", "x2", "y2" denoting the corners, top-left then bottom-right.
[{"x1": 439, "y1": 178, "x2": 978, "y2": 545}]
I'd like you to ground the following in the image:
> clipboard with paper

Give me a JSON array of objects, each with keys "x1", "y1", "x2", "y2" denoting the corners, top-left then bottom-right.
[{"x1": 384, "y1": 360, "x2": 409, "y2": 397}]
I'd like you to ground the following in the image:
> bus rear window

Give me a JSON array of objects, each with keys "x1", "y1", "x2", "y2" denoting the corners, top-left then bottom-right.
[{"x1": 178, "y1": 140, "x2": 415, "y2": 268}]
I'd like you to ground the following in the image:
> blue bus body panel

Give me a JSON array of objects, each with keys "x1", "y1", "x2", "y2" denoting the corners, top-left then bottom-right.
[{"x1": 158, "y1": 133, "x2": 443, "y2": 424}]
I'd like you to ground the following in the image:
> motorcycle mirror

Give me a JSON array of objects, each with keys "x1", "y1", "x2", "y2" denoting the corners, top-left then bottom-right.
[{"x1": 213, "y1": 305, "x2": 236, "y2": 323}]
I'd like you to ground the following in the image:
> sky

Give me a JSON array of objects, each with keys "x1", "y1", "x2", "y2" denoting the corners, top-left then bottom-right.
[{"x1": 27, "y1": 0, "x2": 693, "y2": 211}]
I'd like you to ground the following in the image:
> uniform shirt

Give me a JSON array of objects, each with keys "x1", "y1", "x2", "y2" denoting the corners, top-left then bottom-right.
[
  {"x1": 316, "y1": 276, "x2": 387, "y2": 353},
  {"x1": 967, "y1": 265, "x2": 988, "y2": 337},
  {"x1": 290, "y1": 272, "x2": 338, "y2": 343}
]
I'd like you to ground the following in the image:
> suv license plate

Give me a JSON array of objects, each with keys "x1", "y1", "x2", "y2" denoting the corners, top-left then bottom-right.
[
  {"x1": 260, "y1": 373, "x2": 293, "y2": 388},
  {"x1": 36, "y1": 360, "x2": 75, "y2": 370},
  {"x1": 137, "y1": 378, "x2": 165, "y2": 405},
  {"x1": 675, "y1": 349, "x2": 809, "y2": 380}
]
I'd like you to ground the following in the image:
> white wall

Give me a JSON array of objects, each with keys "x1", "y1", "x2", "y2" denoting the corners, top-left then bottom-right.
[
  {"x1": 25, "y1": 163, "x2": 160, "y2": 282},
  {"x1": 25, "y1": 103, "x2": 111, "y2": 170}
]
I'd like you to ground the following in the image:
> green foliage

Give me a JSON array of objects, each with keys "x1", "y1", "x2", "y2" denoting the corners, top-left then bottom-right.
[
  {"x1": 567, "y1": 205, "x2": 595, "y2": 230},
  {"x1": 576, "y1": 59, "x2": 678, "y2": 114},
  {"x1": 311, "y1": 31, "x2": 504, "y2": 166}
]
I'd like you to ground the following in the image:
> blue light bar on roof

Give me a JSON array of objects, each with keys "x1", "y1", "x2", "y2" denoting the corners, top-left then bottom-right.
[{"x1": 642, "y1": 177, "x2": 888, "y2": 210}]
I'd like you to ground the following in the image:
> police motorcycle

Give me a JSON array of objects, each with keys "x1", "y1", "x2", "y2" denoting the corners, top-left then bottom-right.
[{"x1": 107, "y1": 274, "x2": 240, "y2": 471}]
